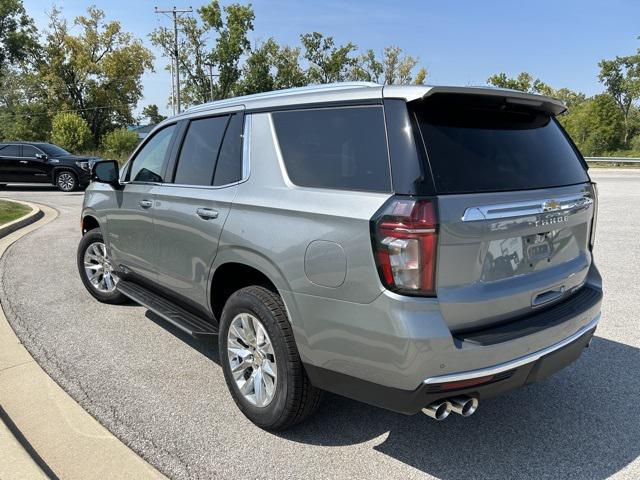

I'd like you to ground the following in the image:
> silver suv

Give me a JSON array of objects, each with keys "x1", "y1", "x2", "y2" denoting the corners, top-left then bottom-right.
[{"x1": 78, "y1": 82, "x2": 602, "y2": 429}]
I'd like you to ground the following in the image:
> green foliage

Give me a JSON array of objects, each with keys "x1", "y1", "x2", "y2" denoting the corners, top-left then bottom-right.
[
  {"x1": 631, "y1": 134, "x2": 640, "y2": 152},
  {"x1": 598, "y1": 55, "x2": 640, "y2": 145},
  {"x1": 102, "y1": 127, "x2": 139, "y2": 158},
  {"x1": 50, "y1": 112, "x2": 92, "y2": 152},
  {"x1": 561, "y1": 94, "x2": 624, "y2": 156},
  {"x1": 301, "y1": 32, "x2": 357, "y2": 83},
  {"x1": 0, "y1": 0, "x2": 38, "y2": 75},
  {"x1": 40, "y1": 6, "x2": 154, "y2": 144},
  {"x1": 238, "y1": 38, "x2": 307, "y2": 95},
  {"x1": 141, "y1": 104, "x2": 166, "y2": 124}
]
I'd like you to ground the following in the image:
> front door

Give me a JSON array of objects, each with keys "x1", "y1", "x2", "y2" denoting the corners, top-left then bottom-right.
[
  {"x1": 106, "y1": 123, "x2": 178, "y2": 283},
  {"x1": 20, "y1": 145, "x2": 50, "y2": 183},
  {"x1": 152, "y1": 111, "x2": 245, "y2": 312}
]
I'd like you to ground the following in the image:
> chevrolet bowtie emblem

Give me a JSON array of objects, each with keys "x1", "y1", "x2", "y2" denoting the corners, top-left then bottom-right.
[{"x1": 542, "y1": 199, "x2": 561, "y2": 211}]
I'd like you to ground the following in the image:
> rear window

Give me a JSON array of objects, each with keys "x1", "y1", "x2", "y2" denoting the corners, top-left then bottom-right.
[
  {"x1": 413, "y1": 95, "x2": 589, "y2": 194},
  {"x1": 272, "y1": 106, "x2": 391, "y2": 192}
]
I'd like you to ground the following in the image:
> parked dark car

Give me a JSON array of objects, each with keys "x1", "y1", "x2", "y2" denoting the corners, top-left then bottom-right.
[{"x1": 0, "y1": 142, "x2": 97, "y2": 191}]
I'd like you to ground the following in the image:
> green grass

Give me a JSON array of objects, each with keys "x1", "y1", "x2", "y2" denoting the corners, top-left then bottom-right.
[{"x1": 0, "y1": 200, "x2": 31, "y2": 226}]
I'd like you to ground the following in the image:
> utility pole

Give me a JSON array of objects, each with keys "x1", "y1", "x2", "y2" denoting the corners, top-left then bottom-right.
[
  {"x1": 203, "y1": 63, "x2": 219, "y2": 102},
  {"x1": 155, "y1": 6, "x2": 193, "y2": 114}
]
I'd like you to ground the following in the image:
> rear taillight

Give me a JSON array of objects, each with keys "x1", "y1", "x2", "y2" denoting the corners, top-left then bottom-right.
[
  {"x1": 371, "y1": 197, "x2": 438, "y2": 296},
  {"x1": 589, "y1": 183, "x2": 598, "y2": 250}
]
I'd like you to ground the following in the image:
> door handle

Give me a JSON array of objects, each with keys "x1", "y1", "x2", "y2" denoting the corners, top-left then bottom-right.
[
  {"x1": 139, "y1": 199, "x2": 153, "y2": 209},
  {"x1": 19, "y1": 160, "x2": 28, "y2": 164},
  {"x1": 196, "y1": 208, "x2": 219, "y2": 220}
]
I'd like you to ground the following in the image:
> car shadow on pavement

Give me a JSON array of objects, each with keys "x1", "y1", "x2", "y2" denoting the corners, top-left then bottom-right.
[
  {"x1": 278, "y1": 336, "x2": 640, "y2": 480},
  {"x1": 144, "y1": 310, "x2": 220, "y2": 365},
  {"x1": 139, "y1": 311, "x2": 640, "y2": 479}
]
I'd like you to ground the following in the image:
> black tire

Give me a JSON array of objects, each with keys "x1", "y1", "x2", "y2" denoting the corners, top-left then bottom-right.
[
  {"x1": 55, "y1": 170, "x2": 77, "y2": 192},
  {"x1": 77, "y1": 228, "x2": 127, "y2": 304},
  {"x1": 219, "y1": 286, "x2": 322, "y2": 430}
]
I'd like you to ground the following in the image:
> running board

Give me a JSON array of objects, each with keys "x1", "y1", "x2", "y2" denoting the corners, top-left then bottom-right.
[{"x1": 117, "y1": 280, "x2": 218, "y2": 337}]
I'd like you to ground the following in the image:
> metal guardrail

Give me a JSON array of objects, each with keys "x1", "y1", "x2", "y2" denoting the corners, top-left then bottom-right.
[{"x1": 585, "y1": 157, "x2": 640, "y2": 164}]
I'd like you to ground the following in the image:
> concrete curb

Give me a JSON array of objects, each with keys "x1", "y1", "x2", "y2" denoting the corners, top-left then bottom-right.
[
  {"x1": 0, "y1": 201, "x2": 167, "y2": 480},
  {"x1": 0, "y1": 198, "x2": 44, "y2": 239}
]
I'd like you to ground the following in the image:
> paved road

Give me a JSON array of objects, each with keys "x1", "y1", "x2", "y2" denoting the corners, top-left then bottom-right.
[{"x1": 1, "y1": 171, "x2": 639, "y2": 480}]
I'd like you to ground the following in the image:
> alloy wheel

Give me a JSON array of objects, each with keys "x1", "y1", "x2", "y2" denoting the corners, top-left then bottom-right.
[
  {"x1": 57, "y1": 172, "x2": 75, "y2": 191},
  {"x1": 227, "y1": 313, "x2": 278, "y2": 407},
  {"x1": 83, "y1": 241, "x2": 118, "y2": 293}
]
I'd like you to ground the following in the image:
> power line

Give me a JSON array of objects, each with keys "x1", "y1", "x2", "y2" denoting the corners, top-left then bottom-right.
[{"x1": 154, "y1": 6, "x2": 193, "y2": 115}]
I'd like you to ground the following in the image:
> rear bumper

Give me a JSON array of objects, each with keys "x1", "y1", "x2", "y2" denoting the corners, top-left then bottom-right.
[
  {"x1": 286, "y1": 263, "x2": 602, "y2": 396},
  {"x1": 304, "y1": 316, "x2": 597, "y2": 415}
]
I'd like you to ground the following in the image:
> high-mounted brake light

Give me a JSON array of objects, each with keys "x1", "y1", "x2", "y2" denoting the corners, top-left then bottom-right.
[{"x1": 371, "y1": 197, "x2": 438, "y2": 296}]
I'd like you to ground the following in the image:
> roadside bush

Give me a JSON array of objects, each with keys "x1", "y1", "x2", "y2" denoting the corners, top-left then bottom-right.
[
  {"x1": 631, "y1": 135, "x2": 640, "y2": 152},
  {"x1": 102, "y1": 128, "x2": 139, "y2": 162},
  {"x1": 50, "y1": 112, "x2": 93, "y2": 152}
]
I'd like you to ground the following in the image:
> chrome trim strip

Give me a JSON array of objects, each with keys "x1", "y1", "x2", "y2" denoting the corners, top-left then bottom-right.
[
  {"x1": 242, "y1": 114, "x2": 251, "y2": 181},
  {"x1": 423, "y1": 313, "x2": 600, "y2": 385},
  {"x1": 461, "y1": 193, "x2": 593, "y2": 222}
]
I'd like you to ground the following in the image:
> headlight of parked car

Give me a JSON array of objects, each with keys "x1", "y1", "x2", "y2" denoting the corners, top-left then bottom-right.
[{"x1": 75, "y1": 161, "x2": 90, "y2": 172}]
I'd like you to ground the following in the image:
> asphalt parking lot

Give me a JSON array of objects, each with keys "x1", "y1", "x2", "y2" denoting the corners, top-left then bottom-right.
[{"x1": 0, "y1": 169, "x2": 639, "y2": 480}]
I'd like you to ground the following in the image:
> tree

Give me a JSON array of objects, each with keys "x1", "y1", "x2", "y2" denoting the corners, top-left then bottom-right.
[
  {"x1": 301, "y1": 32, "x2": 357, "y2": 83},
  {"x1": 150, "y1": 0, "x2": 255, "y2": 106},
  {"x1": 102, "y1": 127, "x2": 139, "y2": 160},
  {"x1": 40, "y1": 6, "x2": 154, "y2": 145},
  {"x1": 350, "y1": 46, "x2": 426, "y2": 85},
  {"x1": 0, "y1": 68, "x2": 50, "y2": 141},
  {"x1": 350, "y1": 49, "x2": 383, "y2": 83},
  {"x1": 0, "y1": 0, "x2": 37, "y2": 76},
  {"x1": 238, "y1": 38, "x2": 307, "y2": 95},
  {"x1": 141, "y1": 104, "x2": 166, "y2": 124},
  {"x1": 414, "y1": 67, "x2": 427, "y2": 85},
  {"x1": 598, "y1": 55, "x2": 640, "y2": 145},
  {"x1": 561, "y1": 94, "x2": 623, "y2": 155},
  {"x1": 50, "y1": 112, "x2": 92, "y2": 151}
]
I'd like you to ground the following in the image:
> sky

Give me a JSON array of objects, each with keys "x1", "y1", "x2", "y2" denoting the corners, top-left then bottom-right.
[{"x1": 22, "y1": 0, "x2": 640, "y2": 117}]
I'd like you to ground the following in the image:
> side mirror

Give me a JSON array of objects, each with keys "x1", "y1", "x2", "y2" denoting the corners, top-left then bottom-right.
[
  {"x1": 35, "y1": 153, "x2": 48, "y2": 161},
  {"x1": 92, "y1": 160, "x2": 121, "y2": 189}
]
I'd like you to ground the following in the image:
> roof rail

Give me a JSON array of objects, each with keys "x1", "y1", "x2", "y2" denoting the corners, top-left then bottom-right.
[{"x1": 183, "y1": 82, "x2": 380, "y2": 114}]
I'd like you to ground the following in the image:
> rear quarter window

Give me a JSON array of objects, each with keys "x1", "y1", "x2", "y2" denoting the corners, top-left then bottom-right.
[
  {"x1": 413, "y1": 95, "x2": 589, "y2": 194},
  {"x1": 272, "y1": 106, "x2": 391, "y2": 192}
]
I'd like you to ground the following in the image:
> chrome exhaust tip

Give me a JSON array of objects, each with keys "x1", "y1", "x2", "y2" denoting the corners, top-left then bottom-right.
[
  {"x1": 422, "y1": 400, "x2": 452, "y2": 421},
  {"x1": 449, "y1": 396, "x2": 479, "y2": 417}
]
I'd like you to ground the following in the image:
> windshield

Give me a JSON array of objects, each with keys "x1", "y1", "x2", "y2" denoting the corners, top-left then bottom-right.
[
  {"x1": 40, "y1": 143, "x2": 71, "y2": 157},
  {"x1": 413, "y1": 94, "x2": 589, "y2": 194}
]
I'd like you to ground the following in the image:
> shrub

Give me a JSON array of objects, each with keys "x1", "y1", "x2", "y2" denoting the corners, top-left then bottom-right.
[
  {"x1": 50, "y1": 112, "x2": 93, "y2": 152},
  {"x1": 102, "y1": 128, "x2": 139, "y2": 161},
  {"x1": 631, "y1": 135, "x2": 640, "y2": 152}
]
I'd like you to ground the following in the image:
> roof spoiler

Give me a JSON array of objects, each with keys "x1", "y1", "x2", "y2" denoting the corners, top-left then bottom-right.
[{"x1": 384, "y1": 85, "x2": 567, "y2": 115}]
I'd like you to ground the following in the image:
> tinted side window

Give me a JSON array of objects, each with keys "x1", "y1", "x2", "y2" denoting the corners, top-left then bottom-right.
[
  {"x1": 272, "y1": 106, "x2": 391, "y2": 192},
  {"x1": 174, "y1": 116, "x2": 228, "y2": 186},
  {"x1": 213, "y1": 113, "x2": 243, "y2": 186},
  {"x1": 0, "y1": 145, "x2": 21, "y2": 157},
  {"x1": 22, "y1": 146, "x2": 39, "y2": 157},
  {"x1": 128, "y1": 125, "x2": 176, "y2": 183}
]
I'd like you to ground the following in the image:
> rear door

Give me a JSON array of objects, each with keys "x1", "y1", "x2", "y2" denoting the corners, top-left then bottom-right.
[
  {"x1": 411, "y1": 94, "x2": 595, "y2": 332},
  {"x1": 151, "y1": 110, "x2": 244, "y2": 311},
  {"x1": 0, "y1": 144, "x2": 24, "y2": 182}
]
